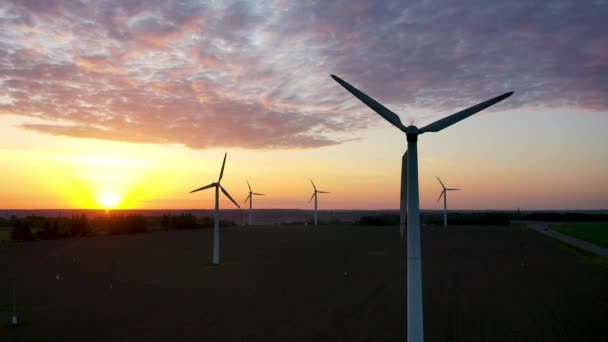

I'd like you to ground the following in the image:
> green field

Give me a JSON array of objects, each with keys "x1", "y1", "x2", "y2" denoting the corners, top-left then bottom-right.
[
  {"x1": 551, "y1": 222, "x2": 608, "y2": 249},
  {"x1": 0, "y1": 226, "x2": 12, "y2": 243}
]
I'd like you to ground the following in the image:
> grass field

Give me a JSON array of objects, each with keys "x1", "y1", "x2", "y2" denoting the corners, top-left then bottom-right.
[
  {"x1": 550, "y1": 222, "x2": 608, "y2": 248},
  {"x1": 1, "y1": 224, "x2": 607, "y2": 341},
  {"x1": 0, "y1": 227, "x2": 11, "y2": 243}
]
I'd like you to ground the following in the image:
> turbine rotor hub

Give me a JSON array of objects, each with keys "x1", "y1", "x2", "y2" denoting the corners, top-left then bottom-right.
[{"x1": 405, "y1": 125, "x2": 419, "y2": 141}]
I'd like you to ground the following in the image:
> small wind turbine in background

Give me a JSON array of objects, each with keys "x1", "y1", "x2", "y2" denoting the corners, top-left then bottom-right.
[
  {"x1": 331, "y1": 74, "x2": 512, "y2": 342},
  {"x1": 243, "y1": 181, "x2": 264, "y2": 226},
  {"x1": 309, "y1": 179, "x2": 329, "y2": 226},
  {"x1": 436, "y1": 177, "x2": 461, "y2": 227},
  {"x1": 190, "y1": 153, "x2": 240, "y2": 265}
]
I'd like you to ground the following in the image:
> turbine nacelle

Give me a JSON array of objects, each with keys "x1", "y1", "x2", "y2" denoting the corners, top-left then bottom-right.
[
  {"x1": 243, "y1": 180, "x2": 265, "y2": 204},
  {"x1": 189, "y1": 153, "x2": 240, "y2": 208}
]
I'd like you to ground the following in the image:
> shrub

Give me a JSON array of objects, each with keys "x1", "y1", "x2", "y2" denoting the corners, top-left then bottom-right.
[{"x1": 10, "y1": 217, "x2": 35, "y2": 242}]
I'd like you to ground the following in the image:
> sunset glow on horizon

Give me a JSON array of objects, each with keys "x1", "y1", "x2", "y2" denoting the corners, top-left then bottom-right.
[{"x1": 1, "y1": 1, "x2": 607, "y2": 211}]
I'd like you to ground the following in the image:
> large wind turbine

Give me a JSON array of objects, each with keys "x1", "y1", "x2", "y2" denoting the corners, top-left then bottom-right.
[
  {"x1": 331, "y1": 74, "x2": 512, "y2": 342},
  {"x1": 436, "y1": 177, "x2": 461, "y2": 227},
  {"x1": 190, "y1": 153, "x2": 240, "y2": 265},
  {"x1": 243, "y1": 180, "x2": 264, "y2": 226},
  {"x1": 309, "y1": 179, "x2": 329, "y2": 226}
]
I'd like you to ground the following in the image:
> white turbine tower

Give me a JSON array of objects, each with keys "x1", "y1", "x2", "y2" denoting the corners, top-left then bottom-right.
[
  {"x1": 243, "y1": 180, "x2": 264, "y2": 226},
  {"x1": 190, "y1": 153, "x2": 240, "y2": 265},
  {"x1": 309, "y1": 179, "x2": 329, "y2": 226},
  {"x1": 331, "y1": 74, "x2": 512, "y2": 342},
  {"x1": 436, "y1": 177, "x2": 461, "y2": 227}
]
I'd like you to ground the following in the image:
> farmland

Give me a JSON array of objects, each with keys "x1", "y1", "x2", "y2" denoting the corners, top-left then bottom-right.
[{"x1": 1, "y1": 224, "x2": 607, "y2": 341}]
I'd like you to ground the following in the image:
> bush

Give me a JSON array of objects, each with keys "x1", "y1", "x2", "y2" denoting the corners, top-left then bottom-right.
[
  {"x1": 37, "y1": 220, "x2": 63, "y2": 239},
  {"x1": 161, "y1": 214, "x2": 170, "y2": 229},
  {"x1": 357, "y1": 214, "x2": 400, "y2": 226},
  {"x1": 107, "y1": 215, "x2": 148, "y2": 235},
  {"x1": 10, "y1": 217, "x2": 35, "y2": 242},
  {"x1": 171, "y1": 214, "x2": 199, "y2": 230},
  {"x1": 69, "y1": 214, "x2": 91, "y2": 237}
]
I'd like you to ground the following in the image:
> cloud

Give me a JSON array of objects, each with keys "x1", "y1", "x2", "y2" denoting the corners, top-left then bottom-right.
[{"x1": 0, "y1": 0, "x2": 606, "y2": 149}]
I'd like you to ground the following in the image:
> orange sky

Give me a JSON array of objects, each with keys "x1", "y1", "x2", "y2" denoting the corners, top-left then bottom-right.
[
  {"x1": 1, "y1": 1, "x2": 607, "y2": 210},
  {"x1": 1, "y1": 108, "x2": 607, "y2": 211}
]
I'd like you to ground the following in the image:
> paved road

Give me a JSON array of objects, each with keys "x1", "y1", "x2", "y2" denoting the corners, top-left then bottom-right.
[{"x1": 528, "y1": 222, "x2": 608, "y2": 257}]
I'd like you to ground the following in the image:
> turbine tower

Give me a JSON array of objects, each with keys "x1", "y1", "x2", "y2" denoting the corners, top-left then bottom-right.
[
  {"x1": 436, "y1": 177, "x2": 461, "y2": 227},
  {"x1": 331, "y1": 74, "x2": 512, "y2": 342},
  {"x1": 309, "y1": 179, "x2": 329, "y2": 226},
  {"x1": 190, "y1": 153, "x2": 240, "y2": 265},
  {"x1": 243, "y1": 180, "x2": 264, "y2": 226}
]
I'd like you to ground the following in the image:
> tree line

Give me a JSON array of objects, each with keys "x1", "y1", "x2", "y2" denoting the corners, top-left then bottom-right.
[
  {"x1": 4, "y1": 213, "x2": 236, "y2": 242},
  {"x1": 356, "y1": 211, "x2": 608, "y2": 226}
]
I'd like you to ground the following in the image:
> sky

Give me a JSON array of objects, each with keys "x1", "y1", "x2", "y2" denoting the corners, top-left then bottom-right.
[{"x1": 0, "y1": 0, "x2": 607, "y2": 210}]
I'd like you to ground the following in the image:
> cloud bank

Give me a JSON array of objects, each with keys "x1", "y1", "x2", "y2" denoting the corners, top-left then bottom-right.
[{"x1": 1, "y1": 0, "x2": 606, "y2": 148}]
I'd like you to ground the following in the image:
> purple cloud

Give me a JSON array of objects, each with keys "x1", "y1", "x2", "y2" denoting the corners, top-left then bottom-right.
[{"x1": 0, "y1": 0, "x2": 606, "y2": 149}]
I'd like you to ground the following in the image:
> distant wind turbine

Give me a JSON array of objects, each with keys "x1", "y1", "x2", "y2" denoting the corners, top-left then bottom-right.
[
  {"x1": 309, "y1": 179, "x2": 329, "y2": 226},
  {"x1": 243, "y1": 181, "x2": 264, "y2": 226},
  {"x1": 190, "y1": 153, "x2": 240, "y2": 265},
  {"x1": 331, "y1": 74, "x2": 512, "y2": 342},
  {"x1": 436, "y1": 177, "x2": 461, "y2": 227}
]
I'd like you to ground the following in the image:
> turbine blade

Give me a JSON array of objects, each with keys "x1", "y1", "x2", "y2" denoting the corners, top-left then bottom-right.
[
  {"x1": 220, "y1": 185, "x2": 240, "y2": 208},
  {"x1": 253, "y1": 193, "x2": 264, "y2": 195},
  {"x1": 247, "y1": 180, "x2": 251, "y2": 192},
  {"x1": 190, "y1": 183, "x2": 216, "y2": 193},
  {"x1": 447, "y1": 188, "x2": 461, "y2": 191},
  {"x1": 317, "y1": 191, "x2": 330, "y2": 193},
  {"x1": 436, "y1": 176, "x2": 446, "y2": 189},
  {"x1": 331, "y1": 75, "x2": 407, "y2": 132},
  {"x1": 243, "y1": 194, "x2": 251, "y2": 204},
  {"x1": 437, "y1": 190, "x2": 445, "y2": 203},
  {"x1": 310, "y1": 179, "x2": 317, "y2": 191},
  {"x1": 419, "y1": 91, "x2": 514, "y2": 134},
  {"x1": 308, "y1": 193, "x2": 315, "y2": 203},
  {"x1": 218, "y1": 152, "x2": 227, "y2": 182}
]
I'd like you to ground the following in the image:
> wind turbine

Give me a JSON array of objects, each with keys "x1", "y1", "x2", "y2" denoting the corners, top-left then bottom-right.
[
  {"x1": 331, "y1": 74, "x2": 512, "y2": 342},
  {"x1": 308, "y1": 179, "x2": 329, "y2": 226},
  {"x1": 436, "y1": 177, "x2": 461, "y2": 227},
  {"x1": 243, "y1": 180, "x2": 264, "y2": 226},
  {"x1": 190, "y1": 153, "x2": 240, "y2": 265}
]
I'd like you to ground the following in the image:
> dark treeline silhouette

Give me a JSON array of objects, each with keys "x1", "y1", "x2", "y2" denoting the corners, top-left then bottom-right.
[
  {"x1": 9, "y1": 216, "x2": 36, "y2": 242},
  {"x1": 38, "y1": 219, "x2": 62, "y2": 239},
  {"x1": 160, "y1": 213, "x2": 235, "y2": 230},
  {"x1": 70, "y1": 214, "x2": 91, "y2": 237},
  {"x1": 93, "y1": 215, "x2": 147, "y2": 235},
  {"x1": 356, "y1": 213, "x2": 512, "y2": 226},
  {"x1": 357, "y1": 214, "x2": 400, "y2": 226},
  {"x1": 5, "y1": 213, "x2": 238, "y2": 242},
  {"x1": 424, "y1": 212, "x2": 512, "y2": 226},
  {"x1": 357, "y1": 211, "x2": 608, "y2": 226}
]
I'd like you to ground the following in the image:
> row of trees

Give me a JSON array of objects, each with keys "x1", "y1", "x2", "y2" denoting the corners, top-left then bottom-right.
[
  {"x1": 160, "y1": 214, "x2": 236, "y2": 230},
  {"x1": 7, "y1": 213, "x2": 237, "y2": 242},
  {"x1": 7, "y1": 214, "x2": 146, "y2": 241},
  {"x1": 356, "y1": 211, "x2": 608, "y2": 226},
  {"x1": 9, "y1": 215, "x2": 91, "y2": 242}
]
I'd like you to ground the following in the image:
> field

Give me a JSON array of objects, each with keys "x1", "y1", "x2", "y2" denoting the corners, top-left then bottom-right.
[
  {"x1": 1, "y1": 224, "x2": 607, "y2": 341},
  {"x1": 550, "y1": 222, "x2": 608, "y2": 249},
  {"x1": 0, "y1": 227, "x2": 11, "y2": 243}
]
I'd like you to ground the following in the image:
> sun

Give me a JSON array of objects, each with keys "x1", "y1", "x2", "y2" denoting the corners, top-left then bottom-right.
[{"x1": 98, "y1": 191, "x2": 121, "y2": 209}]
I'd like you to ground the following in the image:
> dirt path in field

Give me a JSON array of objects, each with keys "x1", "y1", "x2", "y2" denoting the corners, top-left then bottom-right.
[{"x1": 528, "y1": 222, "x2": 608, "y2": 257}]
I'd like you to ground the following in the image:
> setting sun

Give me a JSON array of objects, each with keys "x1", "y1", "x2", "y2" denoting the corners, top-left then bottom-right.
[{"x1": 98, "y1": 192, "x2": 121, "y2": 209}]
